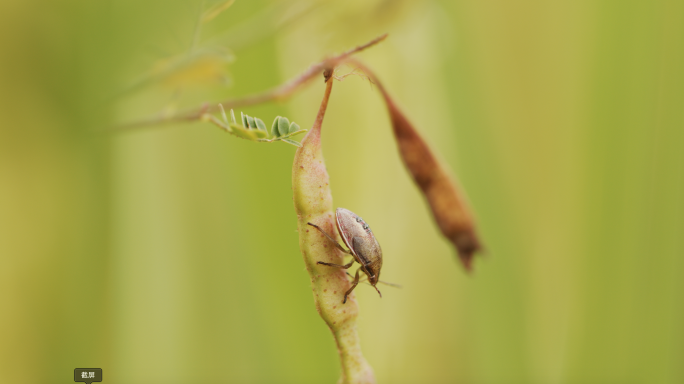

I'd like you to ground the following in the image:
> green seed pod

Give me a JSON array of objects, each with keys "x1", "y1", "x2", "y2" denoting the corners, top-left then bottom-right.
[{"x1": 292, "y1": 79, "x2": 374, "y2": 384}]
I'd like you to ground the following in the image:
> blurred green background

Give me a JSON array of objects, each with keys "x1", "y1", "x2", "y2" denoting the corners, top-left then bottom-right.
[{"x1": 1, "y1": 1, "x2": 683, "y2": 383}]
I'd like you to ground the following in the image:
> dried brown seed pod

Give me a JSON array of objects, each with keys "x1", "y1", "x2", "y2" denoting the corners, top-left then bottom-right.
[{"x1": 348, "y1": 59, "x2": 483, "y2": 271}]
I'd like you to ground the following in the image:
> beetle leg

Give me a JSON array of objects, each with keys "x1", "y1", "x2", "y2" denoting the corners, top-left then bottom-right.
[
  {"x1": 317, "y1": 259, "x2": 355, "y2": 269},
  {"x1": 346, "y1": 272, "x2": 399, "y2": 289},
  {"x1": 346, "y1": 271, "x2": 369, "y2": 284},
  {"x1": 343, "y1": 268, "x2": 362, "y2": 304},
  {"x1": 307, "y1": 222, "x2": 352, "y2": 254}
]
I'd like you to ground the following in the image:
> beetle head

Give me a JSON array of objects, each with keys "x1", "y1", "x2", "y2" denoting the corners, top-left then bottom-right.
[{"x1": 367, "y1": 269, "x2": 379, "y2": 286}]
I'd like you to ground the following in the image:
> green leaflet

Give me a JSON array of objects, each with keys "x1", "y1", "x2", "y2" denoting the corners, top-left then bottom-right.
[
  {"x1": 246, "y1": 115, "x2": 256, "y2": 129},
  {"x1": 288, "y1": 122, "x2": 300, "y2": 134},
  {"x1": 281, "y1": 138, "x2": 302, "y2": 147},
  {"x1": 255, "y1": 118, "x2": 267, "y2": 132},
  {"x1": 271, "y1": 116, "x2": 281, "y2": 137},
  {"x1": 278, "y1": 116, "x2": 290, "y2": 137},
  {"x1": 207, "y1": 107, "x2": 305, "y2": 146}
]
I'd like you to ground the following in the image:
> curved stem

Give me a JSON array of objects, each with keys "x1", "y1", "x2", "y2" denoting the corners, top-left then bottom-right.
[{"x1": 116, "y1": 34, "x2": 387, "y2": 131}]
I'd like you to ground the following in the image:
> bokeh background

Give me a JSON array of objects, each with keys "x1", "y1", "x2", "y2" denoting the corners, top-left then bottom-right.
[{"x1": 1, "y1": 1, "x2": 683, "y2": 383}]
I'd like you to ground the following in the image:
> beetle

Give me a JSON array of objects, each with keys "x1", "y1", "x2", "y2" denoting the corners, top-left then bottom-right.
[{"x1": 308, "y1": 207, "x2": 383, "y2": 304}]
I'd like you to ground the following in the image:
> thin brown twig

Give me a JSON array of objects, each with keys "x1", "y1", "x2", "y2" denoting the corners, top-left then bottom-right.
[{"x1": 114, "y1": 34, "x2": 387, "y2": 131}]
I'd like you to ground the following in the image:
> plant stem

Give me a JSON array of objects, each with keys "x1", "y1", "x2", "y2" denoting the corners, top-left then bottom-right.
[
  {"x1": 116, "y1": 34, "x2": 387, "y2": 131},
  {"x1": 292, "y1": 77, "x2": 375, "y2": 384}
]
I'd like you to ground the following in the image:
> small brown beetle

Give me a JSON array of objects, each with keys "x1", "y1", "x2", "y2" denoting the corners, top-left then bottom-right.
[{"x1": 308, "y1": 208, "x2": 383, "y2": 304}]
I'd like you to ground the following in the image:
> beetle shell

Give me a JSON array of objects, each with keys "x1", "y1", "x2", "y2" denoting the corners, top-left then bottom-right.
[{"x1": 335, "y1": 208, "x2": 383, "y2": 285}]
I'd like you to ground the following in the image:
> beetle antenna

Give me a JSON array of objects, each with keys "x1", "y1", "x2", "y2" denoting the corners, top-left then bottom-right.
[{"x1": 378, "y1": 280, "x2": 402, "y2": 288}]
